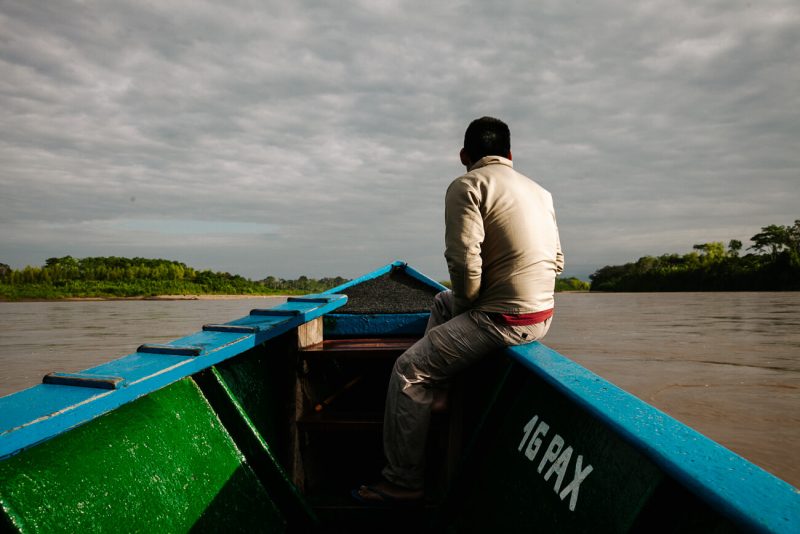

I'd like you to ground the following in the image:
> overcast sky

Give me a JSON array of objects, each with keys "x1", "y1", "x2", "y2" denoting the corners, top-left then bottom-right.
[{"x1": 1, "y1": 1, "x2": 797, "y2": 280}]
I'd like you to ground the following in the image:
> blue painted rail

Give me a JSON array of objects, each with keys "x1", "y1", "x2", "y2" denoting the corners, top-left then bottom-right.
[
  {"x1": 0, "y1": 294, "x2": 347, "y2": 460},
  {"x1": 506, "y1": 342, "x2": 799, "y2": 533}
]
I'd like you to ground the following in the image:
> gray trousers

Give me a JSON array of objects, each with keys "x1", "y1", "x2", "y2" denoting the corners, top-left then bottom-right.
[{"x1": 381, "y1": 290, "x2": 552, "y2": 489}]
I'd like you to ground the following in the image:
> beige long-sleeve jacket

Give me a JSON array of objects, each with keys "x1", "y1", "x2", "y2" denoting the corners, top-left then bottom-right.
[{"x1": 444, "y1": 155, "x2": 564, "y2": 316}]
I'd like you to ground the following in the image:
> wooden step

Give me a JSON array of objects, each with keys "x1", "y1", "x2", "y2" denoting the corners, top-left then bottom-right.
[
  {"x1": 296, "y1": 336, "x2": 448, "y2": 434},
  {"x1": 300, "y1": 338, "x2": 417, "y2": 361},
  {"x1": 298, "y1": 383, "x2": 450, "y2": 431}
]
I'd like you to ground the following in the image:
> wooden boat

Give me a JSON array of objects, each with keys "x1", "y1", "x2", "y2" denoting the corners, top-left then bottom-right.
[{"x1": 0, "y1": 261, "x2": 797, "y2": 533}]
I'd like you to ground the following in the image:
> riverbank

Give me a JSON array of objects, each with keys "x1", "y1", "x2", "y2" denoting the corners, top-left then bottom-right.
[{"x1": 0, "y1": 257, "x2": 351, "y2": 301}]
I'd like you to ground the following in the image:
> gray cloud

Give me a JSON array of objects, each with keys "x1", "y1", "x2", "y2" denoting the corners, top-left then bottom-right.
[{"x1": 1, "y1": 0, "x2": 798, "y2": 280}]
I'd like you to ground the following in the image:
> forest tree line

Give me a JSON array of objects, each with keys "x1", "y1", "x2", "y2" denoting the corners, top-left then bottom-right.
[
  {"x1": 0, "y1": 256, "x2": 348, "y2": 299},
  {"x1": 590, "y1": 220, "x2": 800, "y2": 291}
]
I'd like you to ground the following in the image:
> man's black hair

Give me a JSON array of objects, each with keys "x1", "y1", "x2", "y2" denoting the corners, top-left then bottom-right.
[{"x1": 463, "y1": 116, "x2": 511, "y2": 162}]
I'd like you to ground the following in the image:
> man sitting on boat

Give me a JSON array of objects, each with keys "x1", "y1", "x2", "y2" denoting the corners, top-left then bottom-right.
[{"x1": 354, "y1": 116, "x2": 564, "y2": 505}]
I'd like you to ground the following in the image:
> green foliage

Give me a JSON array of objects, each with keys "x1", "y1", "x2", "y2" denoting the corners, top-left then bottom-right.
[
  {"x1": 0, "y1": 256, "x2": 349, "y2": 300},
  {"x1": 257, "y1": 275, "x2": 349, "y2": 293},
  {"x1": 590, "y1": 220, "x2": 800, "y2": 291},
  {"x1": 556, "y1": 277, "x2": 590, "y2": 292},
  {"x1": 749, "y1": 222, "x2": 800, "y2": 257}
]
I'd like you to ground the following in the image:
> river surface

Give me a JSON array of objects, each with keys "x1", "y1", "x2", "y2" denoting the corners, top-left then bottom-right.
[{"x1": 1, "y1": 292, "x2": 798, "y2": 488}]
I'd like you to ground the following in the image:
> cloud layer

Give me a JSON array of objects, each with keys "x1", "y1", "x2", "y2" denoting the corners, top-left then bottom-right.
[{"x1": 1, "y1": 1, "x2": 798, "y2": 279}]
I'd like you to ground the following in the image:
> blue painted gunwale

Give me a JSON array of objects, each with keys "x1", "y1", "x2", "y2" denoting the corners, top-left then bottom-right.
[
  {"x1": 0, "y1": 295, "x2": 347, "y2": 460},
  {"x1": 508, "y1": 342, "x2": 799, "y2": 534},
  {"x1": 322, "y1": 260, "x2": 448, "y2": 295},
  {"x1": 398, "y1": 263, "x2": 449, "y2": 292}
]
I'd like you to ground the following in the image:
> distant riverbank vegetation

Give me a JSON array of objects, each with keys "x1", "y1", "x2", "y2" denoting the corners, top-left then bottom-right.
[
  {"x1": 555, "y1": 277, "x2": 590, "y2": 291},
  {"x1": 0, "y1": 256, "x2": 590, "y2": 300},
  {"x1": 0, "y1": 256, "x2": 348, "y2": 300},
  {"x1": 590, "y1": 220, "x2": 800, "y2": 291}
]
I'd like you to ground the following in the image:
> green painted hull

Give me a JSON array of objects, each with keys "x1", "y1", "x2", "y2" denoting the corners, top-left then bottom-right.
[{"x1": 0, "y1": 377, "x2": 286, "y2": 532}]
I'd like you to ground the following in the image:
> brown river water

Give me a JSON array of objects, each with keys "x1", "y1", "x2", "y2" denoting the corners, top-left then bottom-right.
[{"x1": 0, "y1": 292, "x2": 798, "y2": 488}]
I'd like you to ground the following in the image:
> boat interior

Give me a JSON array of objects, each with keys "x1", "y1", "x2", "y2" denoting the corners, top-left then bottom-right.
[{"x1": 191, "y1": 266, "x2": 504, "y2": 532}]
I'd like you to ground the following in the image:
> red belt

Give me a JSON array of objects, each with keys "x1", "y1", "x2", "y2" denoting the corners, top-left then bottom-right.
[{"x1": 489, "y1": 308, "x2": 553, "y2": 326}]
